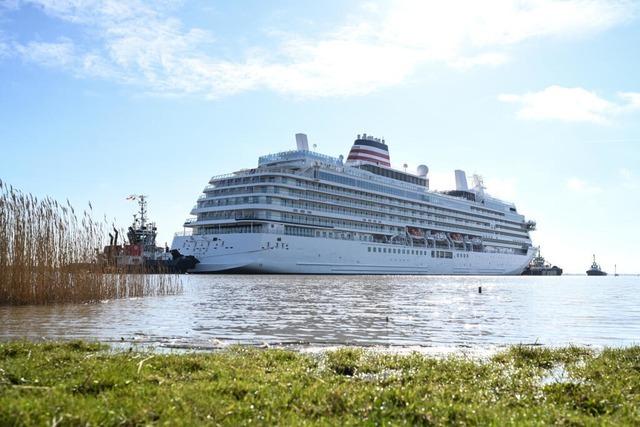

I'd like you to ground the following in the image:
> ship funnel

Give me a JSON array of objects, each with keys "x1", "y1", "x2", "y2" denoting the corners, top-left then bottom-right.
[
  {"x1": 295, "y1": 133, "x2": 309, "y2": 151},
  {"x1": 346, "y1": 133, "x2": 390, "y2": 167},
  {"x1": 455, "y1": 170, "x2": 468, "y2": 191}
]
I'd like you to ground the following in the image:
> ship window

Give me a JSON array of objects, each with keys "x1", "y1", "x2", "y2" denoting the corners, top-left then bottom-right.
[{"x1": 368, "y1": 247, "x2": 371, "y2": 252}]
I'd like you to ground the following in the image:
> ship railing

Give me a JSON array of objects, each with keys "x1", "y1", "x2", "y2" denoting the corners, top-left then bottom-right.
[
  {"x1": 205, "y1": 166, "x2": 457, "y2": 208},
  {"x1": 340, "y1": 165, "x2": 428, "y2": 193},
  {"x1": 208, "y1": 171, "x2": 241, "y2": 182},
  {"x1": 206, "y1": 168, "x2": 298, "y2": 189},
  {"x1": 258, "y1": 150, "x2": 343, "y2": 167}
]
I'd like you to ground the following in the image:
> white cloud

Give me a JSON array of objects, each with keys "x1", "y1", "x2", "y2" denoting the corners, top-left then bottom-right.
[
  {"x1": 14, "y1": 38, "x2": 75, "y2": 68},
  {"x1": 0, "y1": 41, "x2": 8, "y2": 58},
  {"x1": 499, "y1": 86, "x2": 640, "y2": 124},
  {"x1": 484, "y1": 176, "x2": 517, "y2": 200},
  {"x1": 566, "y1": 177, "x2": 602, "y2": 194},
  {"x1": 449, "y1": 52, "x2": 509, "y2": 70},
  {"x1": 619, "y1": 168, "x2": 639, "y2": 190},
  {"x1": 2, "y1": 0, "x2": 636, "y2": 98},
  {"x1": 619, "y1": 92, "x2": 640, "y2": 108}
]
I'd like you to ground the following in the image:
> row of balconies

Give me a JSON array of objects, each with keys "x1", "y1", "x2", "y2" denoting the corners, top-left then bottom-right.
[
  {"x1": 188, "y1": 204, "x2": 531, "y2": 246},
  {"x1": 192, "y1": 192, "x2": 530, "y2": 240},
  {"x1": 199, "y1": 179, "x2": 527, "y2": 230}
]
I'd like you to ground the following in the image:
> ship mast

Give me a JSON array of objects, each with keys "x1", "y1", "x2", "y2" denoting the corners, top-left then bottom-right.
[
  {"x1": 127, "y1": 194, "x2": 148, "y2": 228},
  {"x1": 137, "y1": 195, "x2": 148, "y2": 228}
]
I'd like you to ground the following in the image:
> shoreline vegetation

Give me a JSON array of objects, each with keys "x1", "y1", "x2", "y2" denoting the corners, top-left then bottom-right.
[
  {"x1": 1, "y1": 341, "x2": 638, "y2": 425},
  {"x1": 0, "y1": 180, "x2": 182, "y2": 305}
]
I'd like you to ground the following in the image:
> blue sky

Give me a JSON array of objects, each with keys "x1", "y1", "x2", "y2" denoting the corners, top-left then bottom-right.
[{"x1": 1, "y1": 0, "x2": 639, "y2": 273}]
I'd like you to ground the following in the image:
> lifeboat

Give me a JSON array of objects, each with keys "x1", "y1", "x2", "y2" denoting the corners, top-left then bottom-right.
[
  {"x1": 407, "y1": 227, "x2": 425, "y2": 238},
  {"x1": 450, "y1": 233, "x2": 464, "y2": 242}
]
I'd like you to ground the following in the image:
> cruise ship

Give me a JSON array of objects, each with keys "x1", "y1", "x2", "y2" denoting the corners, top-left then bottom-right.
[{"x1": 171, "y1": 133, "x2": 536, "y2": 274}]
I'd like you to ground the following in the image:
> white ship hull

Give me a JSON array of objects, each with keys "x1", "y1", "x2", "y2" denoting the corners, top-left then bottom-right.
[{"x1": 172, "y1": 233, "x2": 534, "y2": 275}]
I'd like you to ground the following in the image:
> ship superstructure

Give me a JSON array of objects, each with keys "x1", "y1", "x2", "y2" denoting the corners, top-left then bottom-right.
[{"x1": 171, "y1": 133, "x2": 536, "y2": 274}]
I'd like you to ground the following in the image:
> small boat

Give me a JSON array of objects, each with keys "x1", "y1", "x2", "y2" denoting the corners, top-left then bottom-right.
[{"x1": 586, "y1": 254, "x2": 607, "y2": 276}]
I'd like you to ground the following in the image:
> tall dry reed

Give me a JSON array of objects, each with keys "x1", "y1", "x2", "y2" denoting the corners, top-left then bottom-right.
[{"x1": 0, "y1": 180, "x2": 182, "y2": 305}]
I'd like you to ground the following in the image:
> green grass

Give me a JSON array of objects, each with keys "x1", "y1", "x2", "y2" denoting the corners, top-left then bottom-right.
[{"x1": 1, "y1": 342, "x2": 639, "y2": 426}]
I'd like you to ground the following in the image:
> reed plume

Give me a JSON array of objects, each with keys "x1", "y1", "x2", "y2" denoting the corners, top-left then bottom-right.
[{"x1": 0, "y1": 180, "x2": 182, "y2": 305}]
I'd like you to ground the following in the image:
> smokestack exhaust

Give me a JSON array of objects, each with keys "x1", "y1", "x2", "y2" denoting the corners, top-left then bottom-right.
[
  {"x1": 295, "y1": 133, "x2": 309, "y2": 151},
  {"x1": 455, "y1": 170, "x2": 468, "y2": 191}
]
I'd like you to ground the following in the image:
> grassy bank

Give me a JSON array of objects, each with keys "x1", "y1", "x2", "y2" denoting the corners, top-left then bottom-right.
[{"x1": 1, "y1": 342, "x2": 639, "y2": 425}]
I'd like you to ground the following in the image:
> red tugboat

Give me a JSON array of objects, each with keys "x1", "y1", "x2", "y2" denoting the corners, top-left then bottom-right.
[{"x1": 100, "y1": 195, "x2": 198, "y2": 273}]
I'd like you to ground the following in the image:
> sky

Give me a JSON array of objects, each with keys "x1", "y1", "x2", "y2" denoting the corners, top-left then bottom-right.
[{"x1": 0, "y1": 0, "x2": 639, "y2": 274}]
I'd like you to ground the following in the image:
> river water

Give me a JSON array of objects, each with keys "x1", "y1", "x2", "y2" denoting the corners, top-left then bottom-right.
[{"x1": 1, "y1": 275, "x2": 639, "y2": 352}]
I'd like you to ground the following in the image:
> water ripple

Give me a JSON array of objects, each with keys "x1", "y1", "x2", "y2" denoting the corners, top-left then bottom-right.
[{"x1": 1, "y1": 275, "x2": 639, "y2": 350}]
